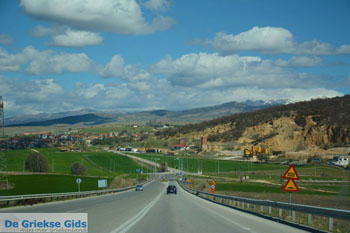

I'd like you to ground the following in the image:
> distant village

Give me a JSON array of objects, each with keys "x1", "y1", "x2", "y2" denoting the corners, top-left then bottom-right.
[{"x1": 0, "y1": 125, "x2": 203, "y2": 155}]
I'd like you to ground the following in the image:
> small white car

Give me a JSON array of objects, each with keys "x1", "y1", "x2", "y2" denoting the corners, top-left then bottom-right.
[{"x1": 135, "y1": 185, "x2": 143, "y2": 191}]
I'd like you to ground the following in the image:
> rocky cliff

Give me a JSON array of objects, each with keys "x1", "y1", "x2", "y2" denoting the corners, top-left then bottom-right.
[{"x1": 157, "y1": 96, "x2": 350, "y2": 152}]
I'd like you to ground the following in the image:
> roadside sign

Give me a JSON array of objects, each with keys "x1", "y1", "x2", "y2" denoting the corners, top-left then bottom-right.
[
  {"x1": 98, "y1": 179, "x2": 107, "y2": 188},
  {"x1": 76, "y1": 178, "x2": 82, "y2": 192},
  {"x1": 190, "y1": 180, "x2": 193, "y2": 189},
  {"x1": 282, "y1": 164, "x2": 300, "y2": 180},
  {"x1": 136, "y1": 168, "x2": 141, "y2": 173},
  {"x1": 282, "y1": 179, "x2": 300, "y2": 192},
  {"x1": 210, "y1": 179, "x2": 216, "y2": 193}
]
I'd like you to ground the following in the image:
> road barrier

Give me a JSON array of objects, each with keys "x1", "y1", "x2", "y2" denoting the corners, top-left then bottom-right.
[
  {"x1": 178, "y1": 181, "x2": 350, "y2": 232},
  {"x1": 0, "y1": 179, "x2": 154, "y2": 208}
]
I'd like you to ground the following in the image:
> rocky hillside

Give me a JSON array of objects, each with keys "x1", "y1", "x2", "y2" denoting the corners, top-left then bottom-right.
[{"x1": 156, "y1": 96, "x2": 350, "y2": 152}]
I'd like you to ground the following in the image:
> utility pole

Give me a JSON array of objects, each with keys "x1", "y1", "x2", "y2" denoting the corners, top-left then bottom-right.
[
  {"x1": 0, "y1": 96, "x2": 4, "y2": 137},
  {"x1": 52, "y1": 159, "x2": 55, "y2": 173}
]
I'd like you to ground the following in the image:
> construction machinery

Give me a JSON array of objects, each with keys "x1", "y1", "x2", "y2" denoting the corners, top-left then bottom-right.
[{"x1": 244, "y1": 145, "x2": 271, "y2": 158}]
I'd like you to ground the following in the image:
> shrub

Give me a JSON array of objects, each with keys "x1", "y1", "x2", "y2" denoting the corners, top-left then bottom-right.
[
  {"x1": 70, "y1": 162, "x2": 87, "y2": 175},
  {"x1": 25, "y1": 152, "x2": 50, "y2": 172}
]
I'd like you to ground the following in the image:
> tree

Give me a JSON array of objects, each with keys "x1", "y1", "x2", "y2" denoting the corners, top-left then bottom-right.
[
  {"x1": 70, "y1": 162, "x2": 87, "y2": 175},
  {"x1": 25, "y1": 152, "x2": 49, "y2": 172}
]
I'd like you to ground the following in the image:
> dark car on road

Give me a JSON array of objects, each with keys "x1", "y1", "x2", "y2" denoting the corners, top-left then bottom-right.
[{"x1": 167, "y1": 185, "x2": 177, "y2": 194}]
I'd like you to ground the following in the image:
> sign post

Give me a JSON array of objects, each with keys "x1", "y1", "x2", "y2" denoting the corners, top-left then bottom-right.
[
  {"x1": 76, "y1": 178, "x2": 82, "y2": 192},
  {"x1": 136, "y1": 168, "x2": 141, "y2": 182},
  {"x1": 282, "y1": 164, "x2": 300, "y2": 203}
]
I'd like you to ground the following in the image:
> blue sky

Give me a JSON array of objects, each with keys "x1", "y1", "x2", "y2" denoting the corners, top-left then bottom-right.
[{"x1": 0, "y1": 0, "x2": 349, "y2": 117}]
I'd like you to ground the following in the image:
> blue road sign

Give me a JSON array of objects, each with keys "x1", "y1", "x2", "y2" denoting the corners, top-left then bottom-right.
[{"x1": 136, "y1": 168, "x2": 141, "y2": 173}]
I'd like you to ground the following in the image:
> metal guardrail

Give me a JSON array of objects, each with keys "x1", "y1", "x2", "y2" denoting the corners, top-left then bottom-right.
[
  {"x1": 178, "y1": 181, "x2": 350, "y2": 231},
  {"x1": 0, "y1": 180, "x2": 153, "y2": 207}
]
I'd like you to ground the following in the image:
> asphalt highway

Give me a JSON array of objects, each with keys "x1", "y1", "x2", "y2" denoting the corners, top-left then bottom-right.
[{"x1": 0, "y1": 180, "x2": 306, "y2": 233}]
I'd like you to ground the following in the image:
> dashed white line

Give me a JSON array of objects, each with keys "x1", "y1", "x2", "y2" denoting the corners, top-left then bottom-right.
[
  {"x1": 110, "y1": 192, "x2": 162, "y2": 233},
  {"x1": 66, "y1": 208, "x2": 84, "y2": 213}
]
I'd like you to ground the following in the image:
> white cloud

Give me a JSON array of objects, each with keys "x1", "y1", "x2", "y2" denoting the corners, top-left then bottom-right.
[
  {"x1": 142, "y1": 0, "x2": 171, "y2": 12},
  {"x1": 151, "y1": 52, "x2": 312, "y2": 89},
  {"x1": 274, "y1": 56, "x2": 323, "y2": 67},
  {"x1": 26, "y1": 52, "x2": 93, "y2": 75},
  {"x1": 97, "y1": 54, "x2": 152, "y2": 82},
  {"x1": 0, "y1": 46, "x2": 93, "y2": 75},
  {"x1": 211, "y1": 26, "x2": 350, "y2": 55},
  {"x1": 31, "y1": 25, "x2": 103, "y2": 48},
  {"x1": 0, "y1": 48, "x2": 27, "y2": 72},
  {"x1": 49, "y1": 29, "x2": 103, "y2": 47},
  {"x1": 0, "y1": 76, "x2": 64, "y2": 116},
  {"x1": 30, "y1": 25, "x2": 59, "y2": 37},
  {"x1": 0, "y1": 34, "x2": 15, "y2": 45},
  {"x1": 0, "y1": 72, "x2": 343, "y2": 117},
  {"x1": 20, "y1": 0, "x2": 175, "y2": 35}
]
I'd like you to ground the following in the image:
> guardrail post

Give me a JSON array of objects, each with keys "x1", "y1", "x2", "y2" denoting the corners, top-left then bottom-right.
[
  {"x1": 292, "y1": 211, "x2": 295, "y2": 222},
  {"x1": 328, "y1": 218, "x2": 333, "y2": 231},
  {"x1": 279, "y1": 208, "x2": 282, "y2": 218},
  {"x1": 260, "y1": 206, "x2": 264, "y2": 212},
  {"x1": 268, "y1": 207, "x2": 272, "y2": 214},
  {"x1": 242, "y1": 202, "x2": 245, "y2": 209},
  {"x1": 247, "y1": 203, "x2": 250, "y2": 209},
  {"x1": 254, "y1": 204, "x2": 256, "y2": 211},
  {"x1": 308, "y1": 214, "x2": 312, "y2": 225}
]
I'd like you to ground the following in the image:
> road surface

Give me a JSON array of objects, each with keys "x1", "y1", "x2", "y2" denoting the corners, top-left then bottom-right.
[{"x1": 0, "y1": 180, "x2": 306, "y2": 233}]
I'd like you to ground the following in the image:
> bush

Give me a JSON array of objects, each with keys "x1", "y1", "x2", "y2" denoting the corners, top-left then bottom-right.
[
  {"x1": 25, "y1": 152, "x2": 50, "y2": 172},
  {"x1": 70, "y1": 162, "x2": 87, "y2": 175}
]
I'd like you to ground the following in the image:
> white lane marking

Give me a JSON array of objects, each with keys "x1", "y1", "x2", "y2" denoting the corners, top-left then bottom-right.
[
  {"x1": 181, "y1": 186, "x2": 256, "y2": 233},
  {"x1": 196, "y1": 202, "x2": 256, "y2": 233},
  {"x1": 66, "y1": 208, "x2": 84, "y2": 213},
  {"x1": 110, "y1": 191, "x2": 163, "y2": 233}
]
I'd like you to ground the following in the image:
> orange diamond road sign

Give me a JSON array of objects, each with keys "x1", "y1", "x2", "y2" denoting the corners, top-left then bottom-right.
[
  {"x1": 210, "y1": 179, "x2": 216, "y2": 193},
  {"x1": 282, "y1": 179, "x2": 300, "y2": 192},
  {"x1": 282, "y1": 164, "x2": 300, "y2": 180}
]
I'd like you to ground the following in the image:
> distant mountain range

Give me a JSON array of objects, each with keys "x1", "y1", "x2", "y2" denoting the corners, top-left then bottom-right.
[{"x1": 5, "y1": 99, "x2": 292, "y2": 127}]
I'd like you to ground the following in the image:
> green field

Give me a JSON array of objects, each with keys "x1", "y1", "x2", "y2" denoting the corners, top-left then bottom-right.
[
  {"x1": 129, "y1": 153, "x2": 350, "y2": 181},
  {"x1": 1, "y1": 149, "x2": 144, "y2": 177},
  {"x1": 0, "y1": 174, "x2": 113, "y2": 196},
  {"x1": 130, "y1": 153, "x2": 289, "y2": 173},
  {"x1": 80, "y1": 125, "x2": 155, "y2": 134},
  {"x1": 0, "y1": 149, "x2": 148, "y2": 195}
]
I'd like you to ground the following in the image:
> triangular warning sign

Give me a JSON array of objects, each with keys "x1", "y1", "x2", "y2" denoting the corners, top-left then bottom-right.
[
  {"x1": 282, "y1": 164, "x2": 300, "y2": 180},
  {"x1": 282, "y1": 179, "x2": 300, "y2": 192}
]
